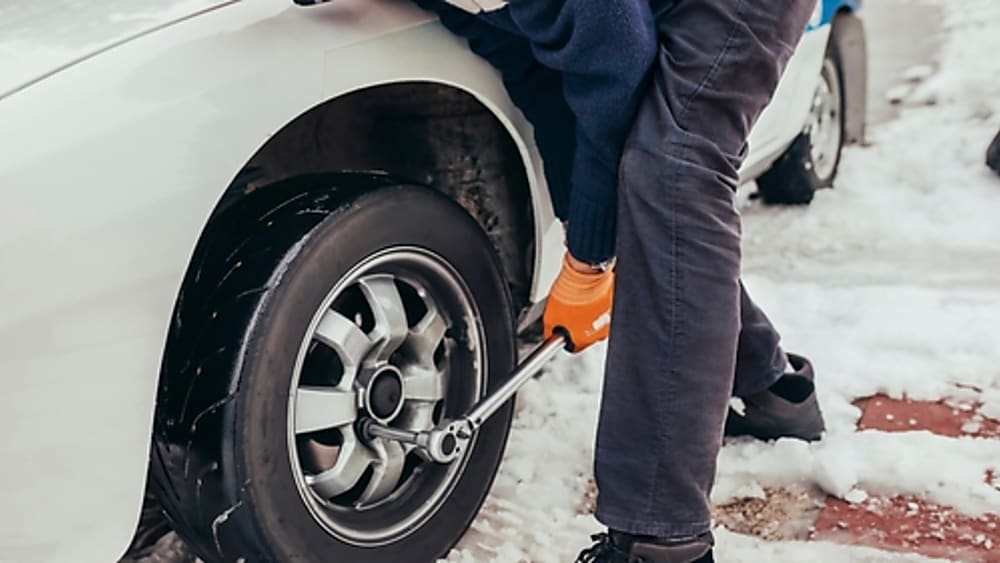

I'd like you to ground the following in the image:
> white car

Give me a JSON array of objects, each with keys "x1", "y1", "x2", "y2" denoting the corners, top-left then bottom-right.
[{"x1": 0, "y1": 1, "x2": 866, "y2": 561}]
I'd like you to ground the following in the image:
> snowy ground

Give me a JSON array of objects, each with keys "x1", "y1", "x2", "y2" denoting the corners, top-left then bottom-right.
[{"x1": 447, "y1": 0, "x2": 1000, "y2": 561}]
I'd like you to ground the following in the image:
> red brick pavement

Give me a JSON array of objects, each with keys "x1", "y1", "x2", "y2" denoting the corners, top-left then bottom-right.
[{"x1": 810, "y1": 395, "x2": 1000, "y2": 562}]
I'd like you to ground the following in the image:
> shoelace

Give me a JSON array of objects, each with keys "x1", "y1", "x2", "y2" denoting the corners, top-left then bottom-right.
[{"x1": 575, "y1": 533, "x2": 636, "y2": 563}]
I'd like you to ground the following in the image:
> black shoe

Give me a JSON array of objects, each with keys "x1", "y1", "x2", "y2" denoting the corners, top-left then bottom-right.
[
  {"x1": 576, "y1": 531, "x2": 714, "y2": 563},
  {"x1": 725, "y1": 353, "x2": 825, "y2": 441}
]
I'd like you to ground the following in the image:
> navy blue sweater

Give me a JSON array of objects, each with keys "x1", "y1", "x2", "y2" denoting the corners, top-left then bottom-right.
[{"x1": 503, "y1": 0, "x2": 657, "y2": 263}]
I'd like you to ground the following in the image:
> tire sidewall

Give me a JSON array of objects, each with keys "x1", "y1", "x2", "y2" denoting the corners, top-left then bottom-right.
[{"x1": 223, "y1": 185, "x2": 515, "y2": 562}]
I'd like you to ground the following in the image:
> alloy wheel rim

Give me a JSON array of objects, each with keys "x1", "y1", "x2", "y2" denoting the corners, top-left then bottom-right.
[
  {"x1": 286, "y1": 247, "x2": 485, "y2": 546},
  {"x1": 808, "y1": 57, "x2": 843, "y2": 182}
]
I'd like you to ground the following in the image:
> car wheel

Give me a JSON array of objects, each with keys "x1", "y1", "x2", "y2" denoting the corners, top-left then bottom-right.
[
  {"x1": 151, "y1": 178, "x2": 516, "y2": 562},
  {"x1": 757, "y1": 38, "x2": 845, "y2": 205}
]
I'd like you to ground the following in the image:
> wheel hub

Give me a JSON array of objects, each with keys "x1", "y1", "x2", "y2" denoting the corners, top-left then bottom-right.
[{"x1": 364, "y1": 366, "x2": 405, "y2": 423}]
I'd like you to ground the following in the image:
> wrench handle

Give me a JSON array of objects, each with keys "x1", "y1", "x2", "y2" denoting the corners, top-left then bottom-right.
[{"x1": 463, "y1": 334, "x2": 567, "y2": 431}]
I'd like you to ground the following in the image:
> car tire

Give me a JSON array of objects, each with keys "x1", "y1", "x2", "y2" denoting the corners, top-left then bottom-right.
[
  {"x1": 150, "y1": 176, "x2": 516, "y2": 563},
  {"x1": 987, "y1": 128, "x2": 1000, "y2": 175},
  {"x1": 757, "y1": 38, "x2": 846, "y2": 205}
]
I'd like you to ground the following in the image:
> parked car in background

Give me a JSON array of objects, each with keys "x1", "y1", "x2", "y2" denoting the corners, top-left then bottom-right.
[{"x1": 0, "y1": 0, "x2": 865, "y2": 561}]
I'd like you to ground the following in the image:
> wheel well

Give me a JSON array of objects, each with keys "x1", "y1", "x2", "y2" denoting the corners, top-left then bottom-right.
[
  {"x1": 211, "y1": 81, "x2": 535, "y2": 313},
  {"x1": 140, "y1": 82, "x2": 536, "y2": 558}
]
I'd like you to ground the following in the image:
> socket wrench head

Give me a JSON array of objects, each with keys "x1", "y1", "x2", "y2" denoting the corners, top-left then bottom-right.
[{"x1": 420, "y1": 421, "x2": 468, "y2": 464}]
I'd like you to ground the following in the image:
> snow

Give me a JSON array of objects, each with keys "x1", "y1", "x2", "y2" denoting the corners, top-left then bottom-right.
[
  {"x1": 844, "y1": 488, "x2": 869, "y2": 505},
  {"x1": 712, "y1": 527, "x2": 948, "y2": 563},
  {"x1": 901, "y1": 64, "x2": 935, "y2": 83},
  {"x1": 961, "y1": 418, "x2": 982, "y2": 435},
  {"x1": 715, "y1": 431, "x2": 1000, "y2": 515},
  {"x1": 885, "y1": 83, "x2": 914, "y2": 105},
  {"x1": 447, "y1": 0, "x2": 1000, "y2": 560},
  {"x1": 981, "y1": 400, "x2": 1000, "y2": 422}
]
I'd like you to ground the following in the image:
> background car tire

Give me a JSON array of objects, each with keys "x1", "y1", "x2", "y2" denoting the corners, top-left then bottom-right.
[
  {"x1": 151, "y1": 176, "x2": 516, "y2": 562},
  {"x1": 757, "y1": 38, "x2": 846, "y2": 205},
  {"x1": 987, "y1": 127, "x2": 1000, "y2": 175}
]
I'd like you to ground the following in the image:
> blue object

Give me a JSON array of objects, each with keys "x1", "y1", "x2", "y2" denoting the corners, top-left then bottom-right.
[{"x1": 819, "y1": 0, "x2": 862, "y2": 26}]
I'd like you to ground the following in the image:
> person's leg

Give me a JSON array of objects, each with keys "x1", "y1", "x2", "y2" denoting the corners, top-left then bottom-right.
[
  {"x1": 415, "y1": 0, "x2": 576, "y2": 217},
  {"x1": 733, "y1": 282, "x2": 787, "y2": 397},
  {"x1": 728, "y1": 281, "x2": 826, "y2": 441},
  {"x1": 595, "y1": 0, "x2": 816, "y2": 540}
]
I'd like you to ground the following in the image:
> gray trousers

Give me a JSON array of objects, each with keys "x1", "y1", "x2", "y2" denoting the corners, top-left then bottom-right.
[
  {"x1": 595, "y1": 0, "x2": 816, "y2": 538},
  {"x1": 416, "y1": 0, "x2": 816, "y2": 539}
]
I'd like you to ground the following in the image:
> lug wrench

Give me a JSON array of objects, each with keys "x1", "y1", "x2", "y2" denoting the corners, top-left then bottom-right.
[{"x1": 363, "y1": 334, "x2": 567, "y2": 463}]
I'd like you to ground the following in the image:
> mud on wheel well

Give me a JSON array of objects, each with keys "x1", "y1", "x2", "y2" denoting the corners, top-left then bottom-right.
[{"x1": 212, "y1": 81, "x2": 535, "y2": 315}]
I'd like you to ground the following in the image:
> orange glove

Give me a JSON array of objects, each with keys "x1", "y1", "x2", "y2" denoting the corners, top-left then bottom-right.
[{"x1": 543, "y1": 254, "x2": 615, "y2": 352}]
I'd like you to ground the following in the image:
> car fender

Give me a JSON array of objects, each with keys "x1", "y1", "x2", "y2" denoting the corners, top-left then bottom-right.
[{"x1": 0, "y1": 1, "x2": 555, "y2": 560}]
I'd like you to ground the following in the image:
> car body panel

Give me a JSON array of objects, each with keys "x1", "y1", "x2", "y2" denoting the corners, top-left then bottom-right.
[
  {"x1": 0, "y1": 0, "x2": 859, "y2": 560},
  {"x1": 0, "y1": 2, "x2": 547, "y2": 560},
  {"x1": 0, "y1": 0, "x2": 231, "y2": 100}
]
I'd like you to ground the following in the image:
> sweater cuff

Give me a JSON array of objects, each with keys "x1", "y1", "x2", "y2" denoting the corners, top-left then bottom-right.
[{"x1": 566, "y1": 195, "x2": 617, "y2": 264}]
